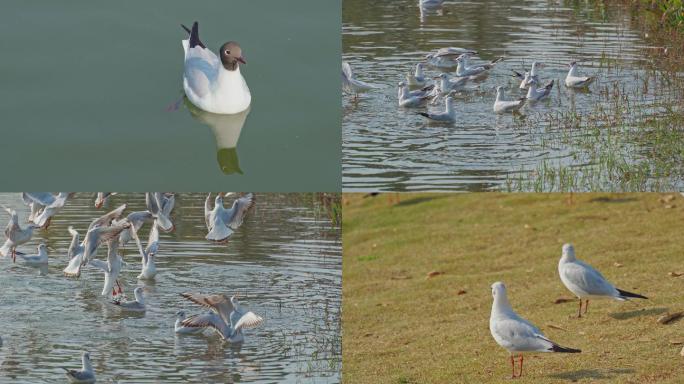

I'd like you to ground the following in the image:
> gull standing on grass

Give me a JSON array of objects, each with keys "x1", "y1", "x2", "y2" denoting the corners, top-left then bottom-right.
[
  {"x1": 16, "y1": 243, "x2": 48, "y2": 265},
  {"x1": 1, "y1": 206, "x2": 39, "y2": 262},
  {"x1": 398, "y1": 82, "x2": 433, "y2": 107},
  {"x1": 565, "y1": 62, "x2": 595, "y2": 88},
  {"x1": 342, "y1": 62, "x2": 378, "y2": 98},
  {"x1": 182, "y1": 22, "x2": 251, "y2": 114},
  {"x1": 205, "y1": 193, "x2": 255, "y2": 241},
  {"x1": 558, "y1": 243, "x2": 648, "y2": 318},
  {"x1": 493, "y1": 87, "x2": 525, "y2": 114},
  {"x1": 130, "y1": 220, "x2": 159, "y2": 280},
  {"x1": 418, "y1": 96, "x2": 457, "y2": 122},
  {"x1": 63, "y1": 351, "x2": 96, "y2": 384},
  {"x1": 525, "y1": 79, "x2": 554, "y2": 101},
  {"x1": 490, "y1": 282, "x2": 581, "y2": 378},
  {"x1": 179, "y1": 293, "x2": 264, "y2": 343}
]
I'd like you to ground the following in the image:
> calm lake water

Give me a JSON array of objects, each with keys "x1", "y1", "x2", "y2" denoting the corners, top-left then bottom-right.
[
  {"x1": 342, "y1": 0, "x2": 683, "y2": 192},
  {"x1": 0, "y1": 193, "x2": 341, "y2": 383},
  {"x1": 0, "y1": 1, "x2": 340, "y2": 191}
]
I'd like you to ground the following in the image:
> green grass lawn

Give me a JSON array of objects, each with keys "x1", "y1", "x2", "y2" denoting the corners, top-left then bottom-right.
[{"x1": 342, "y1": 193, "x2": 684, "y2": 383}]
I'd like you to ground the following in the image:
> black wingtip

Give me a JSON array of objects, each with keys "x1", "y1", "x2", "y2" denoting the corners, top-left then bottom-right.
[
  {"x1": 417, "y1": 112, "x2": 430, "y2": 118},
  {"x1": 617, "y1": 288, "x2": 648, "y2": 300},
  {"x1": 185, "y1": 21, "x2": 206, "y2": 49},
  {"x1": 551, "y1": 344, "x2": 581, "y2": 353}
]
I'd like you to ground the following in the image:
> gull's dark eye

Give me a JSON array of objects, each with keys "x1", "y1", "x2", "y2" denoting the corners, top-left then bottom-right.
[{"x1": 225, "y1": 50, "x2": 231, "y2": 55}]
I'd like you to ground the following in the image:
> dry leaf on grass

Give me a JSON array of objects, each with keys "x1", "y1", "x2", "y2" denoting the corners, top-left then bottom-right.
[
  {"x1": 657, "y1": 311, "x2": 684, "y2": 324},
  {"x1": 669, "y1": 340, "x2": 684, "y2": 345},
  {"x1": 660, "y1": 195, "x2": 676, "y2": 203},
  {"x1": 457, "y1": 290, "x2": 467, "y2": 295},
  {"x1": 613, "y1": 262, "x2": 623, "y2": 267},
  {"x1": 546, "y1": 324, "x2": 568, "y2": 331},
  {"x1": 426, "y1": 271, "x2": 443, "y2": 279},
  {"x1": 668, "y1": 271, "x2": 684, "y2": 277}
]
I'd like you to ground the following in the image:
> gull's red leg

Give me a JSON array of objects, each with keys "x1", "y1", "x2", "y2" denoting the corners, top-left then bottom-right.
[
  {"x1": 510, "y1": 355, "x2": 516, "y2": 378},
  {"x1": 584, "y1": 299, "x2": 589, "y2": 314},
  {"x1": 519, "y1": 354, "x2": 523, "y2": 377},
  {"x1": 12, "y1": 249, "x2": 16, "y2": 263},
  {"x1": 116, "y1": 280, "x2": 123, "y2": 294},
  {"x1": 577, "y1": 299, "x2": 582, "y2": 318}
]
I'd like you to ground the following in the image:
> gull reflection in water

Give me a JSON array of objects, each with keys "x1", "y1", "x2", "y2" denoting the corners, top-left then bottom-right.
[{"x1": 185, "y1": 98, "x2": 250, "y2": 175}]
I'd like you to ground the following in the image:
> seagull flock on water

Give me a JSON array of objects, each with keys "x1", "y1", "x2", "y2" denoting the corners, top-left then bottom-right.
[
  {"x1": 342, "y1": 1, "x2": 595, "y2": 123},
  {"x1": 1, "y1": 192, "x2": 261, "y2": 383},
  {"x1": 489, "y1": 243, "x2": 647, "y2": 378}
]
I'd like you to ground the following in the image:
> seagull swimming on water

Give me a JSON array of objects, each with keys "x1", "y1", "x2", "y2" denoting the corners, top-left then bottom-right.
[
  {"x1": 565, "y1": 62, "x2": 595, "y2": 88},
  {"x1": 113, "y1": 286, "x2": 146, "y2": 312},
  {"x1": 525, "y1": 79, "x2": 554, "y2": 101},
  {"x1": 493, "y1": 86, "x2": 525, "y2": 114},
  {"x1": 558, "y1": 243, "x2": 648, "y2": 318},
  {"x1": 513, "y1": 62, "x2": 542, "y2": 89},
  {"x1": 455, "y1": 54, "x2": 502, "y2": 79},
  {"x1": 398, "y1": 82, "x2": 432, "y2": 108},
  {"x1": 175, "y1": 310, "x2": 205, "y2": 334},
  {"x1": 418, "y1": 96, "x2": 457, "y2": 122},
  {"x1": 431, "y1": 73, "x2": 468, "y2": 96},
  {"x1": 406, "y1": 63, "x2": 428, "y2": 87},
  {"x1": 490, "y1": 282, "x2": 581, "y2": 378},
  {"x1": 182, "y1": 22, "x2": 250, "y2": 114},
  {"x1": 342, "y1": 61, "x2": 378, "y2": 98},
  {"x1": 179, "y1": 293, "x2": 264, "y2": 343},
  {"x1": 63, "y1": 351, "x2": 96, "y2": 384},
  {"x1": 16, "y1": 243, "x2": 49, "y2": 265},
  {"x1": 1, "y1": 205, "x2": 39, "y2": 262}
]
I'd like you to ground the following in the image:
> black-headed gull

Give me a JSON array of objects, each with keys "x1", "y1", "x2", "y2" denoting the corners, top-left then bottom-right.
[
  {"x1": 342, "y1": 62, "x2": 379, "y2": 97},
  {"x1": 565, "y1": 62, "x2": 595, "y2": 88},
  {"x1": 490, "y1": 282, "x2": 580, "y2": 378},
  {"x1": 16, "y1": 243, "x2": 48, "y2": 265},
  {"x1": 418, "y1": 96, "x2": 457, "y2": 122},
  {"x1": 432, "y1": 73, "x2": 468, "y2": 96},
  {"x1": 398, "y1": 82, "x2": 433, "y2": 107},
  {"x1": 179, "y1": 293, "x2": 264, "y2": 343},
  {"x1": 205, "y1": 193, "x2": 255, "y2": 242},
  {"x1": 1, "y1": 205, "x2": 39, "y2": 262},
  {"x1": 512, "y1": 62, "x2": 542, "y2": 89},
  {"x1": 113, "y1": 286, "x2": 146, "y2": 312},
  {"x1": 81, "y1": 221, "x2": 131, "y2": 266},
  {"x1": 130, "y1": 219, "x2": 159, "y2": 280},
  {"x1": 558, "y1": 244, "x2": 648, "y2": 317},
  {"x1": 63, "y1": 351, "x2": 96, "y2": 384},
  {"x1": 525, "y1": 79, "x2": 554, "y2": 101},
  {"x1": 493, "y1": 87, "x2": 525, "y2": 114},
  {"x1": 181, "y1": 22, "x2": 250, "y2": 114}
]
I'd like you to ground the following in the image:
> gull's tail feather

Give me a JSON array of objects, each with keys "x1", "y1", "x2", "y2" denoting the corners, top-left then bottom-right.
[
  {"x1": 182, "y1": 21, "x2": 206, "y2": 49},
  {"x1": 550, "y1": 344, "x2": 581, "y2": 353},
  {"x1": 617, "y1": 288, "x2": 648, "y2": 300},
  {"x1": 512, "y1": 70, "x2": 524, "y2": 79}
]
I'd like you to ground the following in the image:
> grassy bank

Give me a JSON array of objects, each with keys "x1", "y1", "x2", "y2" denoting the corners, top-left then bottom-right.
[{"x1": 342, "y1": 193, "x2": 684, "y2": 383}]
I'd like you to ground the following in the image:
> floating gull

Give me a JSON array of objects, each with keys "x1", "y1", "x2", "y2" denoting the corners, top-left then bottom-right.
[
  {"x1": 181, "y1": 22, "x2": 251, "y2": 114},
  {"x1": 112, "y1": 286, "x2": 146, "y2": 312},
  {"x1": 31, "y1": 192, "x2": 70, "y2": 228},
  {"x1": 455, "y1": 55, "x2": 502, "y2": 79},
  {"x1": 175, "y1": 310, "x2": 205, "y2": 334},
  {"x1": 94, "y1": 193, "x2": 116, "y2": 209},
  {"x1": 130, "y1": 220, "x2": 159, "y2": 280},
  {"x1": 525, "y1": 79, "x2": 554, "y2": 101},
  {"x1": 418, "y1": 96, "x2": 457, "y2": 122},
  {"x1": 558, "y1": 243, "x2": 648, "y2": 317},
  {"x1": 432, "y1": 73, "x2": 468, "y2": 95},
  {"x1": 398, "y1": 82, "x2": 432, "y2": 108},
  {"x1": 205, "y1": 193, "x2": 255, "y2": 242},
  {"x1": 179, "y1": 293, "x2": 264, "y2": 343},
  {"x1": 513, "y1": 62, "x2": 542, "y2": 89},
  {"x1": 565, "y1": 62, "x2": 595, "y2": 88},
  {"x1": 493, "y1": 87, "x2": 525, "y2": 114},
  {"x1": 490, "y1": 282, "x2": 581, "y2": 378},
  {"x1": 16, "y1": 243, "x2": 48, "y2": 265},
  {"x1": 63, "y1": 351, "x2": 96, "y2": 384},
  {"x1": 1, "y1": 205, "x2": 38, "y2": 262},
  {"x1": 406, "y1": 63, "x2": 427, "y2": 87},
  {"x1": 424, "y1": 48, "x2": 477, "y2": 70},
  {"x1": 342, "y1": 61, "x2": 378, "y2": 97}
]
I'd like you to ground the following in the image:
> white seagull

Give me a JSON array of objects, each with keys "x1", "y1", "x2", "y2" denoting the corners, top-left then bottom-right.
[
  {"x1": 406, "y1": 63, "x2": 427, "y2": 87},
  {"x1": 16, "y1": 243, "x2": 49, "y2": 265},
  {"x1": 419, "y1": 0, "x2": 444, "y2": 8},
  {"x1": 525, "y1": 79, "x2": 554, "y2": 101},
  {"x1": 432, "y1": 73, "x2": 468, "y2": 96},
  {"x1": 565, "y1": 62, "x2": 595, "y2": 88},
  {"x1": 182, "y1": 22, "x2": 250, "y2": 114},
  {"x1": 418, "y1": 96, "x2": 457, "y2": 122},
  {"x1": 63, "y1": 351, "x2": 96, "y2": 384},
  {"x1": 490, "y1": 282, "x2": 581, "y2": 378},
  {"x1": 31, "y1": 192, "x2": 70, "y2": 229},
  {"x1": 145, "y1": 193, "x2": 174, "y2": 232},
  {"x1": 1, "y1": 205, "x2": 39, "y2": 262},
  {"x1": 21, "y1": 192, "x2": 55, "y2": 222},
  {"x1": 205, "y1": 193, "x2": 255, "y2": 242},
  {"x1": 130, "y1": 220, "x2": 159, "y2": 280},
  {"x1": 493, "y1": 86, "x2": 525, "y2": 114},
  {"x1": 398, "y1": 82, "x2": 432, "y2": 108},
  {"x1": 455, "y1": 55, "x2": 502, "y2": 79},
  {"x1": 342, "y1": 61, "x2": 378, "y2": 97},
  {"x1": 112, "y1": 286, "x2": 146, "y2": 312},
  {"x1": 512, "y1": 62, "x2": 542, "y2": 89},
  {"x1": 179, "y1": 293, "x2": 264, "y2": 343},
  {"x1": 558, "y1": 243, "x2": 648, "y2": 317},
  {"x1": 64, "y1": 226, "x2": 85, "y2": 277},
  {"x1": 89, "y1": 239, "x2": 125, "y2": 298},
  {"x1": 424, "y1": 48, "x2": 477, "y2": 70},
  {"x1": 175, "y1": 310, "x2": 205, "y2": 334}
]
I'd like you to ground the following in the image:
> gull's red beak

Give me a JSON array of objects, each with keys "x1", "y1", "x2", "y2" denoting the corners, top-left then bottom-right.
[{"x1": 238, "y1": 56, "x2": 246, "y2": 65}]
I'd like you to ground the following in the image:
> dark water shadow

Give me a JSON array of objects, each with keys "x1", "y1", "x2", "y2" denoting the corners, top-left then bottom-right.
[
  {"x1": 589, "y1": 196, "x2": 638, "y2": 204},
  {"x1": 609, "y1": 307, "x2": 668, "y2": 320},
  {"x1": 550, "y1": 368, "x2": 634, "y2": 381},
  {"x1": 394, "y1": 195, "x2": 447, "y2": 207}
]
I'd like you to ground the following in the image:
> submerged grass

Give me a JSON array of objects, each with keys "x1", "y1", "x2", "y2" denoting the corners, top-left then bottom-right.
[{"x1": 342, "y1": 193, "x2": 684, "y2": 383}]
